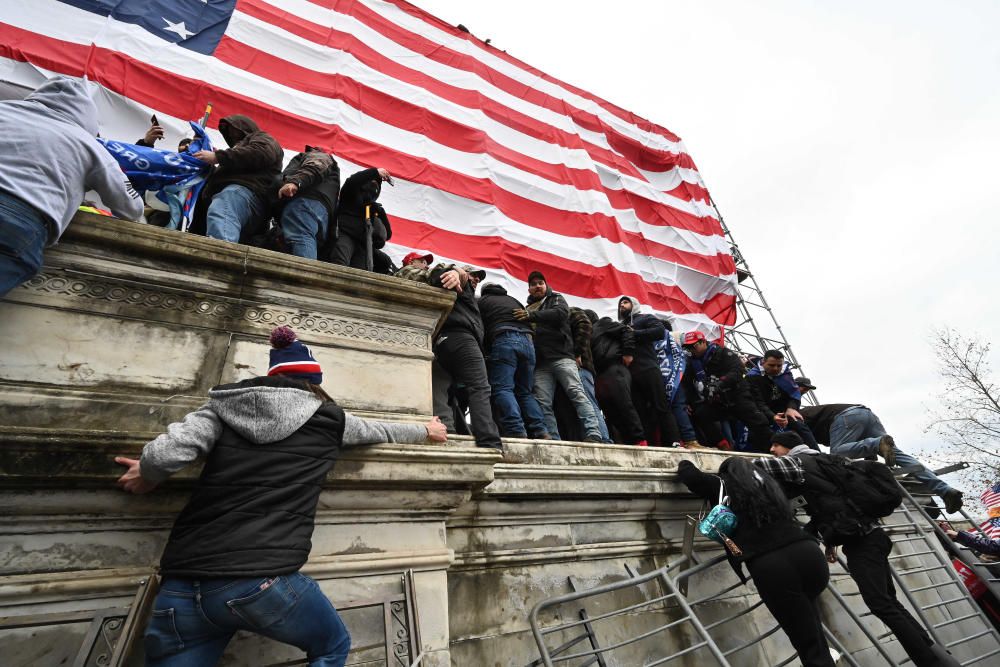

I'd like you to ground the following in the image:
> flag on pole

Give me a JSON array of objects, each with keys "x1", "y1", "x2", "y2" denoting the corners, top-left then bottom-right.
[{"x1": 0, "y1": 0, "x2": 737, "y2": 335}]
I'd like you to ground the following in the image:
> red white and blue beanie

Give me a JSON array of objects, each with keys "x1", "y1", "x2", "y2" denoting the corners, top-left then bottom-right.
[{"x1": 267, "y1": 326, "x2": 323, "y2": 385}]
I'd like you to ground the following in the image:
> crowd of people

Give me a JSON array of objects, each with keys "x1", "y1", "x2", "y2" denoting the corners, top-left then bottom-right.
[{"x1": 1, "y1": 77, "x2": 989, "y2": 667}]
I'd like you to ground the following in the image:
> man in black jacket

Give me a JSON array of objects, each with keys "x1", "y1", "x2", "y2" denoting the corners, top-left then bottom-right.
[
  {"x1": 515, "y1": 271, "x2": 602, "y2": 441},
  {"x1": 758, "y1": 432, "x2": 961, "y2": 667},
  {"x1": 795, "y1": 378, "x2": 963, "y2": 513},
  {"x1": 277, "y1": 146, "x2": 340, "y2": 260},
  {"x1": 399, "y1": 263, "x2": 502, "y2": 450},
  {"x1": 115, "y1": 325, "x2": 445, "y2": 666},
  {"x1": 618, "y1": 296, "x2": 680, "y2": 446},
  {"x1": 747, "y1": 350, "x2": 819, "y2": 449},
  {"x1": 682, "y1": 330, "x2": 772, "y2": 452},
  {"x1": 193, "y1": 114, "x2": 284, "y2": 244},
  {"x1": 591, "y1": 316, "x2": 646, "y2": 445},
  {"x1": 329, "y1": 166, "x2": 393, "y2": 270},
  {"x1": 478, "y1": 283, "x2": 550, "y2": 438}
]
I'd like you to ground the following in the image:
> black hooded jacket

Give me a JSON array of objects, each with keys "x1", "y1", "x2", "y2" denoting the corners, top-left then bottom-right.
[
  {"x1": 336, "y1": 168, "x2": 390, "y2": 246},
  {"x1": 526, "y1": 287, "x2": 573, "y2": 362},
  {"x1": 478, "y1": 283, "x2": 533, "y2": 350},
  {"x1": 591, "y1": 317, "x2": 636, "y2": 373},
  {"x1": 192, "y1": 114, "x2": 284, "y2": 233},
  {"x1": 617, "y1": 296, "x2": 666, "y2": 373},
  {"x1": 429, "y1": 266, "x2": 485, "y2": 345}
]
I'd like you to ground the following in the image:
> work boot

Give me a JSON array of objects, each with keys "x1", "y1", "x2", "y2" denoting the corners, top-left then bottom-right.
[
  {"x1": 878, "y1": 435, "x2": 896, "y2": 467},
  {"x1": 679, "y1": 440, "x2": 702, "y2": 449},
  {"x1": 942, "y1": 489, "x2": 964, "y2": 514}
]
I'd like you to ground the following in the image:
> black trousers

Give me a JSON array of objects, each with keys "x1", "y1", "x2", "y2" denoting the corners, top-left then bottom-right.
[
  {"x1": 746, "y1": 539, "x2": 834, "y2": 667},
  {"x1": 842, "y1": 528, "x2": 939, "y2": 666},
  {"x1": 629, "y1": 366, "x2": 680, "y2": 445},
  {"x1": 692, "y1": 392, "x2": 772, "y2": 452},
  {"x1": 431, "y1": 330, "x2": 501, "y2": 449},
  {"x1": 594, "y1": 364, "x2": 645, "y2": 444}
]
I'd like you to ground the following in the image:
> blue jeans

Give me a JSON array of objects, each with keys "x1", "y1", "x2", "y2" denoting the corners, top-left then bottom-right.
[
  {"x1": 830, "y1": 406, "x2": 952, "y2": 495},
  {"x1": 0, "y1": 191, "x2": 48, "y2": 298},
  {"x1": 670, "y1": 383, "x2": 697, "y2": 442},
  {"x1": 144, "y1": 572, "x2": 350, "y2": 666},
  {"x1": 579, "y1": 368, "x2": 611, "y2": 442},
  {"x1": 206, "y1": 184, "x2": 265, "y2": 243},
  {"x1": 281, "y1": 197, "x2": 328, "y2": 260},
  {"x1": 533, "y1": 357, "x2": 602, "y2": 440},
  {"x1": 487, "y1": 331, "x2": 549, "y2": 437}
]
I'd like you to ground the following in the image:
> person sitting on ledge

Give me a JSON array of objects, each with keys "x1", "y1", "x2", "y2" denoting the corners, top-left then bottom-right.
[
  {"x1": 191, "y1": 114, "x2": 283, "y2": 245},
  {"x1": 277, "y1": 146, "x2": 341, "y2": 261},
  {"x1": 0, "y1": 76, "x2": 143, "y2": 298},
  {"x1": 114, "y1": 325, "x2": 446, "y2": 667},
  {"x1": 328, "y1": 166, "x2": 394, "y2": 271}
]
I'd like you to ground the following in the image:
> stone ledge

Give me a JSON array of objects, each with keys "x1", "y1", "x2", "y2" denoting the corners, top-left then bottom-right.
[
  {"x1": 57, "y1": 213, "x2": 456, "y2": 313},
  {"x1": 0, "y1": 426, "x2": 499, "y2": 491},
  {"x1": 0, "y1": 549, "x2": 455, "y2": 605}
]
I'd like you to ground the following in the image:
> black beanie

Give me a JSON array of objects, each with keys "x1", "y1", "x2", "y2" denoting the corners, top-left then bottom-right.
[
  {"x1": 771, "y1": 431, "x2": 803, "y2": 448},
  {"x1": 527, "y1": 270, "x2": 546, "y2": 283}
]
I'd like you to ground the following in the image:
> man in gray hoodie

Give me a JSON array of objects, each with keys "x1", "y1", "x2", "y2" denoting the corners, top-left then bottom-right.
[
  {"x1": 115, "y1": 326, "x2": 447, "y2": 666},
  {"x1": 0, "y1": 76, "x2": 143, "y2": 298}
]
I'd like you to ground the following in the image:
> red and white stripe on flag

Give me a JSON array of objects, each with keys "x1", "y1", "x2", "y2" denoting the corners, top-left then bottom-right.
[{"x1": 0, "y1": 0, "x2": 737, "y2": 336}]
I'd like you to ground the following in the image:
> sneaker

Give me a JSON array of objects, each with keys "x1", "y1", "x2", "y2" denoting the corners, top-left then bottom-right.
[
  {"x1": 530, "y1": 432, "x2": 553, "y2": 440},
  {"x1": 942, "y1": 489, "x2": 964, "y2": 514},
  {"x1": 635, "y1": 440, "x2": 649, "y2": 447},
  {"x1": 583, "y1": 435, "x2": 604, "y2": 443},
  {"x1": 716, "y1": 439, "x2": 732, "y2": 452},
  {"x1": 878, "y1": 435, "x2": 896, "y2": 467}
]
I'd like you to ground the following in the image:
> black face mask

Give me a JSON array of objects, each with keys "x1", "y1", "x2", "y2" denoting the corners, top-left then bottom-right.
[{"x1": 360, "y1": 180, "x2": 381, "y2": 202}]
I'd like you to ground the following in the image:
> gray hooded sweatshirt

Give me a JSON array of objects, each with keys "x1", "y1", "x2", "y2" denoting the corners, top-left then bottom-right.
[
  {"x1": 0, "y1": 76, "x2": 143, "y2": 242},
  {"x1": 140, "y1": 383, "x2": 429, "y2": 483}
]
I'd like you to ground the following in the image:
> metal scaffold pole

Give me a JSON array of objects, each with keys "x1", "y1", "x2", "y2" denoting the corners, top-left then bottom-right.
[{"x1": 712, "y1": 198, "x2": 817, "y2": 404}]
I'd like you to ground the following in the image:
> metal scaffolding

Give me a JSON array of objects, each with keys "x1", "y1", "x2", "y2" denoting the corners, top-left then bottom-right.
[{"x1": 714, "y1": 200, "x2": 817, "y2": 404}]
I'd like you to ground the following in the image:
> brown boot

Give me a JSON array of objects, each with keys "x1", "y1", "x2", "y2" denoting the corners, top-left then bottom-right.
[
  {"x1": 679, "y1": 440, "x2": 702, "y2": 449},
  {"x1": 878, "y1": 435, "x2": 896, "y2": 467}
]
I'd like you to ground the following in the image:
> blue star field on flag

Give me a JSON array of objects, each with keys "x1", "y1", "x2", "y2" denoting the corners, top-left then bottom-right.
[{"x1": 58, "y1": 0, "x2": 236, "y2": 54}]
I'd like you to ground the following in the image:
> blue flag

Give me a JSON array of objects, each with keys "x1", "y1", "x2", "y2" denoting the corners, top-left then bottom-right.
[
  {"x1": 58, "y1": 0, "x2": 237, "y2": 55},
  {"x1": 99, "y1": 121, "x2": 213, "y2": 230}
]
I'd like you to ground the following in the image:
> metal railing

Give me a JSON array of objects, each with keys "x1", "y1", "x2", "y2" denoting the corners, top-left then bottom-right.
[{"x1": 528, "y1": 463, "x2": 1000, "y2": 667}]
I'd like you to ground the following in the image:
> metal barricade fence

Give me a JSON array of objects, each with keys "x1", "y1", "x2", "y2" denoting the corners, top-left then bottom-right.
[{"x1": 528, "y1": 463, "x2": 1000, "y2": 667}]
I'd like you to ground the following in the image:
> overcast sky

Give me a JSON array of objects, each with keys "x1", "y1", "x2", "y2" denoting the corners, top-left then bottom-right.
[{"x1": 417, "y1": 0, "x2": 1000, "y2": 493}]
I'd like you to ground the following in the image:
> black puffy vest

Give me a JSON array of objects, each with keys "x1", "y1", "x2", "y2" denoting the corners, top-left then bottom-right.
[{"x1": 159, "y1": 402, "x2": 346, "y2": 578}]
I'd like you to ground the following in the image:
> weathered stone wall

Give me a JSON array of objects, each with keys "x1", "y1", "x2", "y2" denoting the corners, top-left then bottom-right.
[{"x1": 0, "y1": 216, "x2": 994, "y2": 666}]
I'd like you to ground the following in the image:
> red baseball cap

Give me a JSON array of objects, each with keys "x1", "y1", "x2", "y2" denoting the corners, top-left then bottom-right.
[
  {"x1": 402, "y1": 251, "x2": 433, "y2": 266},
  {"x1": 682, "y1": 331, "x2": 706, "y2": 346}
]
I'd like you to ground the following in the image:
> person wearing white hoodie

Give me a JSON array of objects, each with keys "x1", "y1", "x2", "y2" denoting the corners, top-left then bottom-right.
[{"x1": 0, "y1": 76, "x2": 143, "y2": 298}]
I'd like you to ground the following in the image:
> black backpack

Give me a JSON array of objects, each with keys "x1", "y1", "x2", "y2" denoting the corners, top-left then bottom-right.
[
  {"x1": 814, "y1": 455, "x2": 903, "y2": 519},
  {"x1": 796, "y1": 453, "x2": 903, "y2": 545}
]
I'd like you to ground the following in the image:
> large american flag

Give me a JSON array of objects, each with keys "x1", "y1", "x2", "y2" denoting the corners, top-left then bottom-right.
[
  {"x1": 980, "y1": 481, "x2": 1000, "y2": 540},
  {"x1": 0, "y1": 0, "x2": 736, "y2": 336}
]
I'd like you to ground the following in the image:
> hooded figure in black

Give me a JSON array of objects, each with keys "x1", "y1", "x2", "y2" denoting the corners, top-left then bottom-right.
[
  {"x1": 327, "y1": 166, "x2": 394, "y2": 273},
  {"x1": 617, "y1": 296, "x2": 680, "y2": 446},
  {"x1": 193, "y1": 114, "x2": 284, "y2": 244},
  {"x1": 590, "y1": 316, "x2": 646, "y2": 444}
]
